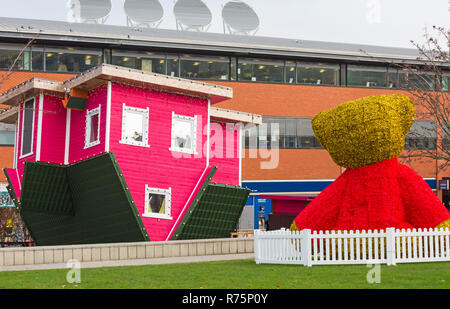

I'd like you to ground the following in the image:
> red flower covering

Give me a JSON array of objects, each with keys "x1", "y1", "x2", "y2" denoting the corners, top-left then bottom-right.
[{"x1": 294, "y1": 158, "x2": 450, "y2": 231}]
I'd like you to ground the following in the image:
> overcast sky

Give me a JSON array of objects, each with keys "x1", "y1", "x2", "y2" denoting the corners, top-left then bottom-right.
[{"x1": 0, "y1": 0, "x2": 448, "y2": 48}]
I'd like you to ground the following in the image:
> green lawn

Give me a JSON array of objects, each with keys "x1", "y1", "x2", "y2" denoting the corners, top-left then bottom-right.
[{"x1": 0, "y1": 259, "x2": 448, "y2": 289}]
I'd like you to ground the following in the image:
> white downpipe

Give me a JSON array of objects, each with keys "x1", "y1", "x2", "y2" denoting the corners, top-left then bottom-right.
[
  {"x1": 64, "y1": 109, "x2": 71, "y2": 165},
  {"x1": 35, "y1": 92, "x2": 44, "y2": 161},
  {"x1": 105, "y1": 81, "x2": 112, "y2": 152}
]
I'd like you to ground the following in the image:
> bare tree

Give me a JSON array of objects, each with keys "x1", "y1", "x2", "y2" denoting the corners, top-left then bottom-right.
[
  {"x1": 0, "y1": 34, "x2": 40, "y2": 94},
  {"x1": 386, "y1": 26, "x2": 449, "y2": 170}
]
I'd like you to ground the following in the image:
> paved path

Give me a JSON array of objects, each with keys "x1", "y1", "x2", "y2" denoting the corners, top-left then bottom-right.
[{"x1": 0, "y1": 253, "x2": 254, "y2": 272}]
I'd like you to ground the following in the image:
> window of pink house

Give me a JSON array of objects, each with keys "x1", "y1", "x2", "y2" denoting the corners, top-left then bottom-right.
[
  {"x1": 143, "y1": 186, "x2": 172, "y2": 220},
  {"x1": 85, "y1": 106, "x2": 101, "y2": 149},
  {"x1": 120, "y1": 104, "x2": 149, "y2": 147},
  {"x1": 20, "y1": 98, "x2": 35, "y2": 158},
  {"x1": 169, "y1": 112, "x2": 198, "y2": 155}
]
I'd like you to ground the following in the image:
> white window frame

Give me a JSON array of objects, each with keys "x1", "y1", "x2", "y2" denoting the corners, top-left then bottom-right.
[
  {"x1": 119, "y1": 104, "x2": 150, "y2": 147},
  {"x1": 84, "y1": 106, "x2": 101, "y2": 149},
  {"x1": 169, "y1": 112, "x2": 198, "y2": 155},
  {"x1": 143, "y1": 186, "x2": 172, "y2": 220},
  {"x1": 19, "y1": 97, "x2": 35, "y2": 159}
]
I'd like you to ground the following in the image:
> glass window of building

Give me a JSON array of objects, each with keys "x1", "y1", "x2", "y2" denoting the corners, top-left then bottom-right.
[
  {"x1": 405, "y1": 120, "x2": 436, "y2": 150},
  {"x1": 442, "y1": 72, "x2": 449, "y2": 91},
  {"x1": 347, "y1": 65, "x2": 387, "y2": 88},
  {"x1": 31, "y1": 46, "x2": 44, "y2": 71},
  {"x1": 285, "y1": 61, "x2": 296, "y2": 84},
  {"x1": 245, "y1": 117, "x2": 322, "y2": 149},
  {"x1": 0, "y1": 44, "x2": 31, "y2": 71},
  {"x1": 230, "y1": 57, "x2": 237, "y2": 81},
  {"x1": 297, "y1": 118, "x2": 322, "y2": 148},
  {"x1": 167, "y1": 54, "x2": 179, "y2": 77},
  {"x1": 112, "y1": 50, "x2": 165, "y2": 74},
  {"x1": 297, "y1": 62, "x2": 340, "y2": 86},
  {"x1": 0, "y1": 123, "x2": 16, "y2": 146},
  {"x1": 180, "y1": 54, "x2": 229, "y2": 80},
  {"x1": 238, "y1": 58, "x2": 284, "y2": 82},
  {"x1": 442, "y1": 122, "x2": 450, "y2": 150},
  {"x1": 45, "y1": 47, "x2": 102, "y2": 73},
  {"x1": 408, "y1": 71, "x2": 435, "y2": 91}
]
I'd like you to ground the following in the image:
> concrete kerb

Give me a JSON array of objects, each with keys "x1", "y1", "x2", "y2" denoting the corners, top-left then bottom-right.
[{"x1": 0, "y1": 237, "x2": 255, "y2": 270}]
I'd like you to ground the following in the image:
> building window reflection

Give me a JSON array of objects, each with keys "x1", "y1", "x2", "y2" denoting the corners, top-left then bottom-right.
[
  {"x1": 0, "y1": 44, "x2": 31, "y2": 71},
  {"x1": 244, "y1": 116, "x2": 322, "y2": 149},
  {"x1": 285, "y1": 61, "x2": 296, "y2": 84},
  {"x1": 180, "y1": 54, "x2": 229, "y2": 80},
  {"x1": 238, "y1": 58, "x2": 284, "y2": 82},
  {"x1": 347, "y1": 64, "x2": 387, "y2": 88},
  {"x1": 297, "y1": 62, "x2": 340, "y2": 86},
  {"x1": 112, "y1": 50, "x2": 166, "y2": 74},
  {"x1": 405, "y1": 120, "x2": 437, "y2": 150},
  {"x1": 45, "y1": 47, "x2": 102, "y2": 73}
]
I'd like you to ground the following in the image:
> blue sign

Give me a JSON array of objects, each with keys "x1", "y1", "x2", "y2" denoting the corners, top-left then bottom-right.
[{"x1": 439, "y1": 180, "x2": 449, "y2": 190}]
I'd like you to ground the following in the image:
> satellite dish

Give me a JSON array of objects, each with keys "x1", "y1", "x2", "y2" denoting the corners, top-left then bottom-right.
[
  {"x1": 67, "y1": 0, "x2": 112, "y2": 24},
  {"x1": 222, "y1": 0, "x2": 259, "y2": 35},
  {"x1": 124, "y1": 0, "x2": 164, "y2": 28},
  {"x1": 173, "y1": 0, "x2": 212, "y2": 32}
]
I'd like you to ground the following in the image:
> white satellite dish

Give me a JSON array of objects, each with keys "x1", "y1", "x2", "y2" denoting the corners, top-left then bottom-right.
[
  {"x1": 124, "y1": 0, "x2": 164, "y2": 28},
  {"x1": 67, "y1": 0, "x2": 112, "y2": 24},
  {"x1": 222, "y1": 0, "x2": 259, "y2": 35},
  {"x1": 173, "y1": 0, "x2": 212, "y2": 32}
]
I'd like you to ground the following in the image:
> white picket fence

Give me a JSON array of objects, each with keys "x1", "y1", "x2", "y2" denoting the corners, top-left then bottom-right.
[{"x1": 254, "y1": 227, "x2": 450, "y2": 266}]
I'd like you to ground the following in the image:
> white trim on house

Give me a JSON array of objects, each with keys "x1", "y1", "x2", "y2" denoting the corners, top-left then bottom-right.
[
  {"x1": 206, "y1": 98, "x2": 210, "y2": 166},
  {"x1": 64, "y1": 109, "x2": 71, "y2": 165},
  {"x1": 238, "y1": 123, "x2": 242, "y2": 187},
  {"x1": 13, "y1": 106, "x2": 20, "y2": 169},
  {"x1": 19, "y1": 97, "x2": 35, "y2": 159},
  {"x1": 84, "y1": 106, "x2": 101, "y2": 149},
  {"x1": 119, "y1": 103, "x2": 150, "y2": 148},
  {"x1": 169, "y1": 112, "x2": 198, "y2": 155},
  {"x1": 105, "y1": 81, "x2": 112, "y2": 152},
  {"x1": 35, "y1": 92, "x2": 44, "y2": 161},
  {"x1": 142, "y1": 186, "x2": 172, "y2": 220}
]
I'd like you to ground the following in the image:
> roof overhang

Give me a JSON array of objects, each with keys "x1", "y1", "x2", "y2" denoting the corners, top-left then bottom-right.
[
  {"x1": 0, "y1": 106, "x2": 19, "y2": 124},
  {"x1": 0, "y1": 78, "x2": 64, "y2": 106},
  {"x1": 210, "y1": 107, "x2": 262, "y2": 125},
  {"x1": 63, "y1": 64, "x2": 233, "y2": 104}
]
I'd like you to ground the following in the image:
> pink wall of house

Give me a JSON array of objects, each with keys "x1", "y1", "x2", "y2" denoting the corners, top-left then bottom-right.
[
  {"x1": 9, "y1": 81, "x2": 243, "y2": 241},
  {"x1": 13, "y1": 94, "x2": 67, "y2": 199},
  {"x1": 39, "y1": 95, "x2": 66, "y2": 164},
  {"x1": 109, "y1": 83, "x2": 209, "y2": 241},
  {"x1": 68, "y1": 84, "x2": 107, "y2": 164},
  {"x1": 209, "y1": 121, "x2": 240, "y2": 186}
]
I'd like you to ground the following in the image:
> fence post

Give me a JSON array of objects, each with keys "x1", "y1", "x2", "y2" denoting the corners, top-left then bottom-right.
[
  {"x1": 254, "y1": 229, "x2": 260, "y2": 264},
  {"x1": 386, "y1": 227, "x2": 396, "y2": 266},
  {"x1": 301, "y1": 229, "x2": 312, "y2": 267}
]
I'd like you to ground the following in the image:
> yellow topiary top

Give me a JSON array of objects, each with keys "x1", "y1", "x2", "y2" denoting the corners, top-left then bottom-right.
[{"x1": 312, "y1": 94, "x2": 415, "y2": 169}]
